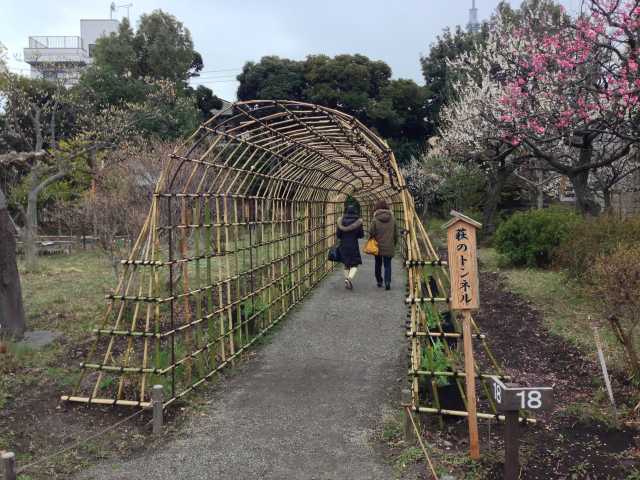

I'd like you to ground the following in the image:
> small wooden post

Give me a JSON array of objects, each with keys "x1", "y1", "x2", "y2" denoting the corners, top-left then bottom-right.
[
  {"x1": 504, "y1": 410, "x2": 519, "y2": 480},
  {"x1": 490, "y1": 376, "x2": 553, "y2": 479},
  {"x1": 2, "y1": 451, "x2": 16, "y2": 480},
  {"x1": 443, "y1": 210, "x2": 482, "y2": 460},
  {"x1": 152, "y1": 384, "x2": 164, "y2": 435},
  {"x1": 402, "y1": 389, "x2": 416, "y2": 444}
]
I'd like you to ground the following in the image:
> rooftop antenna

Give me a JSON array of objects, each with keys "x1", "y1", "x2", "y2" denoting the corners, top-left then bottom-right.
[{"x1": 110, "y1": 2, "x2": 133, "y2": 21}]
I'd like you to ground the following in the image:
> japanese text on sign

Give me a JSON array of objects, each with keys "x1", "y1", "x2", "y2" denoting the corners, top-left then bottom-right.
[{"x1": 445, "y1": 216, "x2": 480, "y2": 310}]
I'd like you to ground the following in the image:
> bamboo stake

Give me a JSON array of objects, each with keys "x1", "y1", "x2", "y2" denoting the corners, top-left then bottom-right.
[
  {"x1": 593, "y1": 321, "x2": 617, "y2": 418},
  {"x1": 215, "y1": 196, "x2": 226, "y2": 365}
]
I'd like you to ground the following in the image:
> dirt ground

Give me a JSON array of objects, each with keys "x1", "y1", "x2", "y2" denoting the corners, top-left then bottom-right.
[
  {"x1": 2, "y1": 336, "x2": 151, "y2": 478},
  {"x1": 476, "y1": 270, "x2": 639, "y2": 479},
  {"x1": 388, "y1": 269, "x2": 640, "y2": 479}
]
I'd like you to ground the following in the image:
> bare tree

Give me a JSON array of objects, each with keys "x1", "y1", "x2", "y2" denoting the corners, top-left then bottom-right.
[
  {"x1": 591, "y1": 243, "x2": 640, "y2": 380},
  {"x1": 81, "y1": 139, "x2": 173, "y2": 278},
  {"x1": 513, "y1": 159, "x2": 560, "y2": 209},
  {"x1": 591, "y1": 147, "x2": 640, "y2": 212},
  {"x1": 0, "y1": 72, "x2": 133, "y2": 270}
]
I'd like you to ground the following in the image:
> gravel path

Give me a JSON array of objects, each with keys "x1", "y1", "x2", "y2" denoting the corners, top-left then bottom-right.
[{"x1": 79, "y1": 257, "x2": 405, "y2": 480}]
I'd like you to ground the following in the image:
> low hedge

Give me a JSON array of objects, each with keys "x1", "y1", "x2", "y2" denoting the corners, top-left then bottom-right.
[
  {"x1": 494, "y1": 207, "x2": 582, "y2": 268},
  {"x1": 554, "y1": 214, "x2": 640, "y2": 279}
]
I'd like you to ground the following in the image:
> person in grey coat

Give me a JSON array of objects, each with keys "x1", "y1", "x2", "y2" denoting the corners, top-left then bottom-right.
[
  {"x1": 369, "y1": 199, "x2": 397, "y2": 290},
  {"x1": 337, "y1": 205, "x2": 364, "y2": 290}
]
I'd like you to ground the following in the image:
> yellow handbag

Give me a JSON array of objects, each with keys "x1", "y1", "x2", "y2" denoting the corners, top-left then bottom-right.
[{"x1": 364, "y1": 237, "x2": 379, "y2": 256}]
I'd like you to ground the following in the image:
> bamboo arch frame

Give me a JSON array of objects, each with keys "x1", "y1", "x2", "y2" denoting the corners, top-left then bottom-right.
[{"x1": 62, "y1": 100, "x2": 507, "y2": 424}]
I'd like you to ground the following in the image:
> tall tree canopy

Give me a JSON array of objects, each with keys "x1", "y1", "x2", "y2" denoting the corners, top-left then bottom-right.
[
  {"x1": 434, "y1": 0, "x2": 640, "y2": 216},
  {"x1": 133, "y1": 11, "x2": 201, "y2": 83},
  {"x1": 237, "y1": 56, "x2": 306, "y2": 101},
  {"x1": 92, "y1": 12, "x2": 202, "y2": 84},
  {"x1": 79, "y1": 10, "x2": 220, "y2": 133},
  {"x1": 420, "y1": 25, "x2": 488, "y2": 134},
  {"x1": 420, "y1": 0, "x2": 564, "y2": 134},
  {"x1": 237, "y1": 54, "x2": 429, "y2": 164}
]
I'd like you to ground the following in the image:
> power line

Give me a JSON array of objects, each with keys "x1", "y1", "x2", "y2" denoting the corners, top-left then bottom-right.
[
  {"x1": 191, "y1": 74, "x2": 239, "y2": 80},
  {"x1": 196, "y1": 67, "x2": 242, "y2": 74},
  {"x1": 192, "y1": 79, "x2": 238, "y2": 84}
]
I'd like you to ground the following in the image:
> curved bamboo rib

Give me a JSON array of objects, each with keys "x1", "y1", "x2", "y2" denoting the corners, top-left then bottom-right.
[{"x1": 62, "y1": 100, "x2": 504, "y2": 423}]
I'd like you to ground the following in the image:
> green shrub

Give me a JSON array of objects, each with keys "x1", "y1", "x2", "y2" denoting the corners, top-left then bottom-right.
[
  {"x1": 494, "y1": 207, "x2": 582, "y2": 268},
  {"x1": 420, "y1": 340, "x2": 451, "y2": 386},
  {"x1": 554, "y1": 214, "x2": 640, "y2": 279}
]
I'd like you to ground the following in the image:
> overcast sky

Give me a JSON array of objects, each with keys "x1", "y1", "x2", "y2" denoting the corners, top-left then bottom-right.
[{"x1": 1, "y1": 0, "x2": 580, "y2": 101}]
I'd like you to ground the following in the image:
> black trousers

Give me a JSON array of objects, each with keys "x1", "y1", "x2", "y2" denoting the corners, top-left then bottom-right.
[{"x1": 375, "y1": 255, "x2": 392, "y2": 286}]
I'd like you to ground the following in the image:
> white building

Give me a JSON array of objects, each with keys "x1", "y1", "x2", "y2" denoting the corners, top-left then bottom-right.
[{"x1": 24, "y1": 19, "x2": 119, "y2": 87}]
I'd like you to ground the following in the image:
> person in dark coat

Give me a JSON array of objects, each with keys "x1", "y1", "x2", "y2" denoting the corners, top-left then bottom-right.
[
  {"x1": 337, "y1": 204, "x2": 364, "y2": 290},
  {"x1": 369, "y1": 199, "x2": 397, "y2": 290}
]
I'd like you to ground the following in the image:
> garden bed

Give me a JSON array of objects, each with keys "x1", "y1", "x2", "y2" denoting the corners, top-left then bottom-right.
[
  {"x1": 385, "y1": 262, "x2": 640, "y2": 479},
  {"x1": 475, "y1": 270, "x2": 639, "y2": 478}
]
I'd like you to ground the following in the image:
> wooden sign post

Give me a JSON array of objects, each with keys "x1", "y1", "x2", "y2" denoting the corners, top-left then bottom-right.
[
  {"x1": 443, "y1": 210, "x2": 482, "y2": 460},
  {"x1": 491, "y1": 377, "x2": 553, "y2": 479}
]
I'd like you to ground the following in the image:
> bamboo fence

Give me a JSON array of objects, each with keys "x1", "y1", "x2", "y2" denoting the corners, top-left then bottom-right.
[{"x1": 63, "y1": 100, "x2": 507, "y2": 422}]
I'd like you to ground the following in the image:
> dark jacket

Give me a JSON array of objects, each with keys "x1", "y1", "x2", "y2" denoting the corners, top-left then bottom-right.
[
  {"x1": 369, "y1": 209, "x2": 397, "y2": 257},
  {"x1": 337, "y1": 214, "x2": 364, "y2": 268}
]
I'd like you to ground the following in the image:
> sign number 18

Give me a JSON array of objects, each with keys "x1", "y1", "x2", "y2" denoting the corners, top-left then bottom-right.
[
  {"x1": 493, "y1": 382, "x2": 502, "y2": 403},
  {"x1": 491, "y1": 377, "x2": 551, "y2": 412},
  {"x1": 515, "y1": 390, "x2": 542, "y2": 409}
]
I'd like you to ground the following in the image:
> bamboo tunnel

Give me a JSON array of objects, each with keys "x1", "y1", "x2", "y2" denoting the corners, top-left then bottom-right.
[{"x1": 63, "y1": 100, "x2": 509, "y2": 424}]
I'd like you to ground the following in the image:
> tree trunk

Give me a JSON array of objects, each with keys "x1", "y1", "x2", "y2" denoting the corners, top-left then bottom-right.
[
  {"x1": 568, "y1": 141, "x2": 601, "y2": 216},
  {"x1": 482, "y1": 167, "x2": 509, "y2": 234},
  {"x1": 536, "y1": 188, "x2": 544, "y2": 209},
  {"x1": 90, "y1": 150, "x2": 99, "y2": 237},
  {"x1": 0, "y1": 189, "x2": 26, "y2": 339},
  {"x1": 623, "y1": 333, "x2": 640, "y2": 380},
  {"x1": 23, "y1": 168, "x2": 68, "y2": 271},
  {"x1": 603, "y1": 188, "x2": 613, "y2": 213},
  {"x1": 568, "y1": 169, "x2": 600, "y2": 216},
  {"x1": 24, "y1": 191, "x2": 39, "y2": 272},
  {"x1": 536, "y1": 168, "x2": 545, "y2": 209}
]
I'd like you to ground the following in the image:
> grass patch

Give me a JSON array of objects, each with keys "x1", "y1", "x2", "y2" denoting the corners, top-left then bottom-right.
[
  {"x1": 479, "y1": 247, "x2": 627, "y2": 372},
  {"x1": 1, "y1": 251, "x2": 115, "y2": 398},
  {"x1": 381, "y1": 411, "x2": 403, "y2": 443},
  {"x1": 626, "y1": 469, "x2": 640, "y2": 480},
  {"x1": 379, "y1": 408, "x2": 499, "y2": 478},
  {"x1": 561, "y1": 401, "x2": 622, "y2": 429},
  {"x1": 394, "y1": 446, "x2": 423, "y2": 471},
  {"x1": 18, "y1": 250, "x2": 115, "y2": 340},
  {"x1": 382, "y1": 420, "x2": 402, "y2": 443},
  {"x1": 435, "y1": 450, "x2": 497, "y2": 480}
]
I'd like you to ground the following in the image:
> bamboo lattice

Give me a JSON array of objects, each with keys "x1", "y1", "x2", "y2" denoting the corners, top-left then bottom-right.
[{"x1": 63, "y1": 100, "x2": 507, "y2": 422}]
